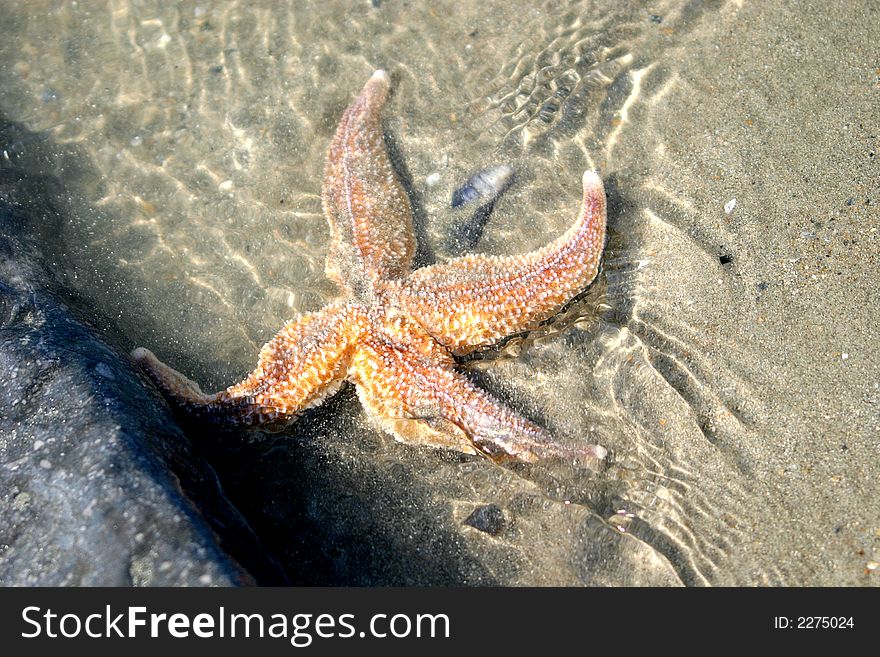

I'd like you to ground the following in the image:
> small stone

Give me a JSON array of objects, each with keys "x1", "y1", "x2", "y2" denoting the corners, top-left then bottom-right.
[
  {"x1": 451, "y1": 165, "x2": 514, "y2": 208},
  {"x1": 12, "y1": 492, "x2": 31, "y2": 511},
  {"x1": 95, "y1": 362, "x2": 116, "y2": 380},
  {"x1": 464, "y1": 504, "x2": 506, "y2": 536}
]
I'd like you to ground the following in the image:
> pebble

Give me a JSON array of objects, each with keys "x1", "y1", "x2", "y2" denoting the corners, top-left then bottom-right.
[
  {"x1": 464, "y1": 504, "x2": 506, "y2": 536},
  {"x1": 451, "y1": 165, "x2": 514, "y2": 208}
]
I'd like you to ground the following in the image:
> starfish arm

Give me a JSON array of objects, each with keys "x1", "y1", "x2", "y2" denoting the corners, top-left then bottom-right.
[
  {"x1": 322, "y1": 69, "x2": 415, "y2": 290},
  {"x1": 132, "y1": 302, "x2": 367, "y2": 427},
  {"x1": 349, "y1": 332, "x2": 602, "y2": 463},
  {"x1": 393, "y1": 171, "x2": 606, "y2": 355}
]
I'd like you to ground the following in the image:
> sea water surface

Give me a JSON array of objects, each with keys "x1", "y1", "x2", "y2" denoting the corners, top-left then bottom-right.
[{"x1": 0, "y1": 0, "x2": 877, "y2": 585}]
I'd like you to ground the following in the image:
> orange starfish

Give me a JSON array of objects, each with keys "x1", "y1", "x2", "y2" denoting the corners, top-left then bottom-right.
[{"x1": 132, "y1": 70, "x2": 607, "y2": 464}]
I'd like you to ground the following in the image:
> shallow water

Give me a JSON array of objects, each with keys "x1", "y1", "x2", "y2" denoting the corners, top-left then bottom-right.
[{"x1": 1, "y1": 0, "x2": 877, "y2": 585}]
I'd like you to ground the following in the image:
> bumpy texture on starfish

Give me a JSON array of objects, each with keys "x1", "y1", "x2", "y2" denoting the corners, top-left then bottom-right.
[{"x1": 132, "y1": 70, "x2": 607, "y2": 464}]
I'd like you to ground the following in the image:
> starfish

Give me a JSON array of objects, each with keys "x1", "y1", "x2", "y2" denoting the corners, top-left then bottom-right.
[{"x1": 132, "y1": 70, "x2": 607, "y2": 464}]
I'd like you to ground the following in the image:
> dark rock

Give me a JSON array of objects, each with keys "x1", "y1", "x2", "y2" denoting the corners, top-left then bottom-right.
[
  {"x1": 0, "y1": 170, "x2": 266, "y2": 585},
  {"x1": 464, "y1": 504, "x2": 506, "y2": 536}
]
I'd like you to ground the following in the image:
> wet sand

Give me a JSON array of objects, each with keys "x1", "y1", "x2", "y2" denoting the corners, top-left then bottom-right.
[{"x1": 0, "y1": 0, "x2": 877, "y2": 584}]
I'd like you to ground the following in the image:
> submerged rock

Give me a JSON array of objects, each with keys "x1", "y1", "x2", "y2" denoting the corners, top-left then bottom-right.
[
  {"x1": 464, "y1": 504, "x2": 506, "y2": 536},
  {"x1": 0, "y1": 170, "x2": 266, "y2": 585},
  {"x1": 447, "y1": 165, "x2": 517, "y2": 253},
  {"x1": 451, "y1": 164, "x2": 514, "y2": 208}
]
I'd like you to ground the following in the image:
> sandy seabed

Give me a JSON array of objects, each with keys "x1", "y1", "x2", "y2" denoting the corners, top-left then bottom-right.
[{"x1": 0, "y1": 0, "x2": 877, "y2": 585}]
